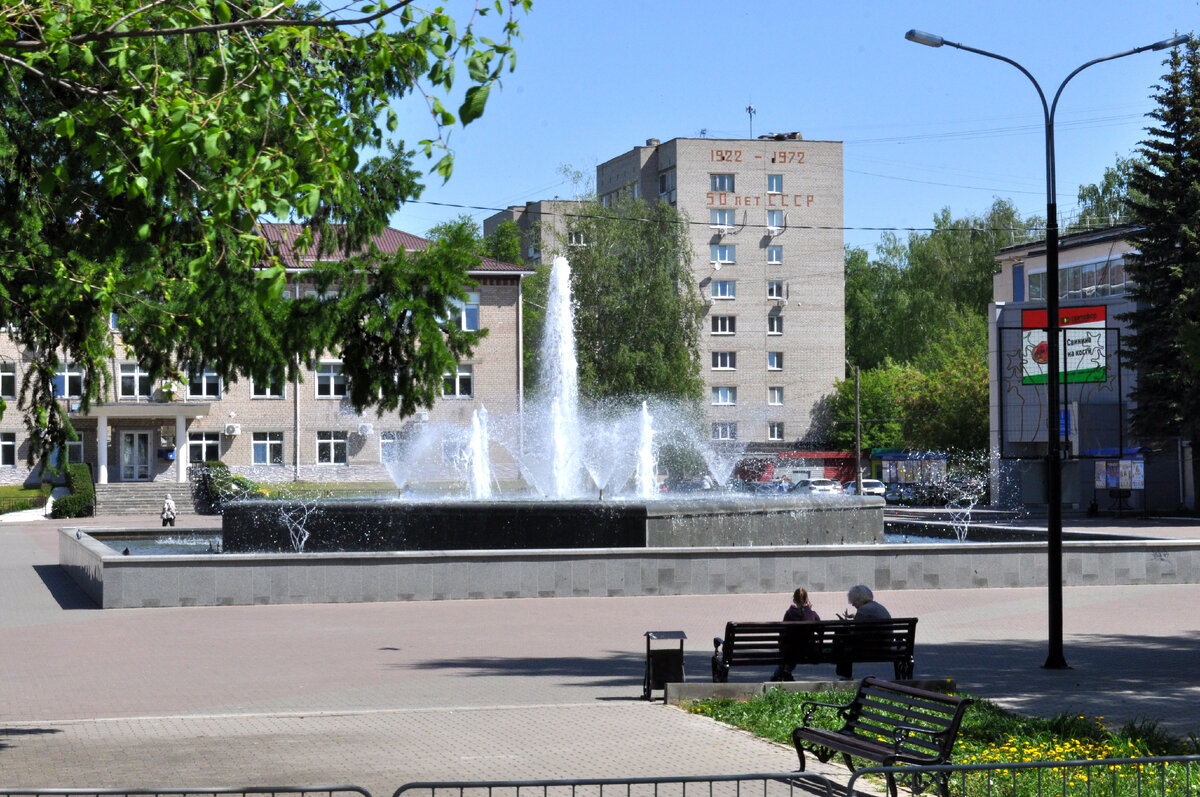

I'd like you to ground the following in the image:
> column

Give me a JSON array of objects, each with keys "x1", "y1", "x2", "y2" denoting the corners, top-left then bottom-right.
[
  {"x1": 176, "y1": 414, "x2": 187, "y2": 483},
  {"x1": 96, "y1": 413, "x2": 109, "y2": 484}
]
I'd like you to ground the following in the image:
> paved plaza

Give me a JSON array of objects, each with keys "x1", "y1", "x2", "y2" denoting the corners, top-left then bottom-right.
[{"x1": 2, "y1": 512, "x2": 1199, "y2": 796}]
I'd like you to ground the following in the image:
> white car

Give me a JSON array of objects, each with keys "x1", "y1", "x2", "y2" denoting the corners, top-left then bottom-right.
[
  {"x1": 843, "y1": 479, "x2": 886, "y2": 497},
  {"x1": 794, "y1": 478, "x2": 842, "y2": 494}
]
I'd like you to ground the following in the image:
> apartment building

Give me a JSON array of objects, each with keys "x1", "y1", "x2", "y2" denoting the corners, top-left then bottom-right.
[
  {"x1": 595, "y1": 135, "x2": 845, "y2": 446},
  {"x1": 0, "y1": 224, "x2": 532, "y2": 488}
]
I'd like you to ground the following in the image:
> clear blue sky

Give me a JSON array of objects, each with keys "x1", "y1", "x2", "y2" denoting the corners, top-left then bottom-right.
[{"x1": 388, "y1": 1, "x2": 1197, "y2": 254}]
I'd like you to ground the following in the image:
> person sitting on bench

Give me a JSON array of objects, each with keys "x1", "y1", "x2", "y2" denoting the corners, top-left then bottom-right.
[
  {"x1": 771, "y1": 587, "x2": 820, "y2": 682},
  {"x1": 837, "y1": 585, "x2": 891, "y2": 679}
]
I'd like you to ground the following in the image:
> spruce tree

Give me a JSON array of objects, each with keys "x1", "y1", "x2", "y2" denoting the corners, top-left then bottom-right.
[{"x1": 1123, "y1": 37, "x2": 1200, "y2": 488}]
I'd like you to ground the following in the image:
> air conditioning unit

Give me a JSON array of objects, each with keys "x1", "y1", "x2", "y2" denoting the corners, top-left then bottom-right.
[
  {"x1": 357, "y1": 423, "x2": 373, "y2": 436},
  {"x1": 224, "y1": 423, "x2": 241, "y2": 436}
]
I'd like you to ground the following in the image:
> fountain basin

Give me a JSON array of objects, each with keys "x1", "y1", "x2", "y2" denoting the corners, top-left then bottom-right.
[{"x1": 220, "y1": 494, "x2": 884, "y2": 552}]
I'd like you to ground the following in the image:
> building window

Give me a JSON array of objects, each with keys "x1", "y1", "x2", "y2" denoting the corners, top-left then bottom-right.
[
  {"x1": 711, "y1": 280, "x2": 736, "y2": 299},
  {"x1": 0, "y1": 432, "x2": 15, "y2": 466},
  {"x1": 252, "y1": 378, "x2": 285, "y2": 398},
  {"x1": 710, "y1": 173, "x2": 735, "y2": 192},
  {"x1": 188, "y1": 367, "x2": 222, "y2": 399},
  {"x1": 768, "y1": 351, "x2": 784, "y2": 370},
  {"x1": 710, "y1": 208, "x2": 736, "y2": 228},
  {"x1": 767, "y1": 245, "x2": 782, "y2": 264},
  {"x1": 444, "y1": 364, "x2": 473, "y2": 398},
  {"x1": 120, "y1": 363, "x2": 154, "y2": 400},
  {"x1": 1028, "y1": 271, "x2": 1044, "y2": 301},
  {"x1": 712, "y1": 351, "x2": 737, "y2": 370},
  {"x1": 568, "y1": 231, "x2": 586, "y2": 247},
  {"x1": 0, "y1": 362, "x2": 15, "y2": 399},
  {"x1": 317, "y1": 430, "x2": 348, "y2": 464},
  {"x1": 767, "y1": 280, "x2": 785, "y2": 300},
  {"x1": 710, "y1": 244, "x2": 736, "y2": 264},
  {"x1": 54, "y1": 363, "x2": 84, "y2": 398},
  {"x1": 768, "y1": 421, "x2": 785, "y2": 441},
  {"x1": 189, "y1": 431, "x2": 221, "y2": 464},
  {"x1": 658, "y1": 169, "x2": 676, "y2": 198},
  {"x1": 712, "y1": 386, "x2": 737, "y2": 405},
  {"x1": 316, "y1": 362, "x2": 346, "y2": 397},
  {"x1": 452, "y1": 292, "x2": 481, "y2": 331},
  {"x1": 381, "y1": 430, "x2": 404, "y2": 463},
  {"x1": 711, "y1": 315, "x2": 736, "y2": 335},
  {"x1": 50, "y1": 441, "x2": 84, "y2": 468},
  {"x1": 767, "y1": 174, "x2": 783, "y2": 193},
  {"x1": 305, "y1": 288, "x2": 339, "y2": 301},
  {"x1": 768, "y1": 386, "x2": 784, "y2": 405},
  {"x1": 767, "y1": 210, "x2": 784, "y2": 231},
  {"x1": 712, "y1": 422, "x2": 738, "y2": 441},
  {"x1": 767, "y1": 314, "x2": 784, "y2": 334},
  {"x1": 252, "y1": 432, "x2": 284, "y2": 465}
]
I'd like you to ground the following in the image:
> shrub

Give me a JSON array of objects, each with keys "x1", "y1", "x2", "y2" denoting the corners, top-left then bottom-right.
[{"x1": 51, "y1": 464, "x2": 95, "y2": 518}]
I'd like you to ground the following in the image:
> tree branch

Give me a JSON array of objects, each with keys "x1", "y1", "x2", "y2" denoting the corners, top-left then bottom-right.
[{"x1": 1, "y1": 0, "x2": 418, "y2": 51}]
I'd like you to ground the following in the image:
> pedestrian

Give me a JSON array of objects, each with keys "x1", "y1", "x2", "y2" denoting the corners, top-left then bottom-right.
[
  {"x1": 161, "y1": 494, "x2": 176, "y2": 528},
  {"x1": 771, "y1": 587, "x2": 821, "y2": 681},
  {"x1": 836, "y1": 584, "x2": 892, "y2": 679}
]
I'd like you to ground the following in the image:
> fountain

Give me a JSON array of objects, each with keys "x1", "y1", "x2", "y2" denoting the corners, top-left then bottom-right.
[{"x1": 221, "y1": 255, "x2": 883, "y2": 553}]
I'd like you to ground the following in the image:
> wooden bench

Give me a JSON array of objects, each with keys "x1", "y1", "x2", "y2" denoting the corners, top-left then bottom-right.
[
  {"x1": 792, "y1": 677, "x2": 972, "y2": 797},
  {"x1": 711, "y1": 618, "x2": 917, "y2": 682}
]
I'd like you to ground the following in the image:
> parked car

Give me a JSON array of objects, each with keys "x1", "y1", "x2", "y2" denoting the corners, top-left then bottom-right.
[
  {"x1": 843, "y1": 479, "x2": 886, "y2": 497},
  {"x1": 793, "y1": 478, "x2": 842, "y2": 494},
  {"x1": 884, "y1": 483, "x2": 915, "y2": 504}
]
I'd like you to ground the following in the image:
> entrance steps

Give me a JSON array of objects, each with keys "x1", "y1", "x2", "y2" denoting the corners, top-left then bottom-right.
[{"x1": 93, "y1": 483, "x2": 198, "y2": 516}]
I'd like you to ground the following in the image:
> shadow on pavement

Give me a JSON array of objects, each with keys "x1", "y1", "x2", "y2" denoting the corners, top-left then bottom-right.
[
  {"x1": 32, "y1": 564, "x2": 99, "y2": 611},
  {"x1": 0, "y1": 726, "x2": 63, "y2": 751}
]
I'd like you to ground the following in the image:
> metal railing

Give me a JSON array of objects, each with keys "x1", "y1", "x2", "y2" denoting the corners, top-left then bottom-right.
[
  {"x1": 394, "y1": 773, "x2": 834, "y2": 797},
  {"x1": 0, "y1": 788, "x2": 373, "y2": 797},
  {"x1": 846, "y1": 755, "x2": 1200, "y2": 797}
]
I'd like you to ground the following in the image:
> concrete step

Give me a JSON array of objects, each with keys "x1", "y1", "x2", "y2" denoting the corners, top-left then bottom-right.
[{"x1": 93, "y1": 484, "x2": 199, "y2": 516}]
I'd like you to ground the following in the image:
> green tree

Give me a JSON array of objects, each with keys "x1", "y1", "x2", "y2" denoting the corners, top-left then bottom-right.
[
  {"x1": 559, "y1": 198, "x2": 704, "y2": 402},
  {"x1": 1123, "y1": 38, "x2": 1200, "y2": 486},
  {"x1": 1067, "y1": 154, "x2": 1141, "y2": 233},
  {"x1": 900, "y1": 309, "x2": 989, "y2": 452},
  {"x1": 825, "y1": 361, "x2": 911, "y2": 451},
  {"x1": 0, "y1": 0, "x2": 530, "y2": 459}
]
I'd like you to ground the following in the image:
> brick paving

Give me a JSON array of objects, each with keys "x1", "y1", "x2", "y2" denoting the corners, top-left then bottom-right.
[{"x1": 2, "y1": 512, "x2": 1199, "y2": 796}]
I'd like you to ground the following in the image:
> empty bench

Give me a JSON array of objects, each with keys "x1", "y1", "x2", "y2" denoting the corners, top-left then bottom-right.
[
  {"x1": 711, "y1": 618, "x2": 917, "y2": 682},
  {"x1": 792, "y1": 676, "x2": 972, "y2": 797}
]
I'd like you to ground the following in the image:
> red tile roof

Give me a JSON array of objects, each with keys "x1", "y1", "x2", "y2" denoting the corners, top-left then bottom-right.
[{"x1": 257, "y1": 223, "x2": 531, "y2": 274}]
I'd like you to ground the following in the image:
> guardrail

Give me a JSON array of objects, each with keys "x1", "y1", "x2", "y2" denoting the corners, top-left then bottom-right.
[
  {"x1": 846, "y1": 755, "x2": 1200, "y2": 797},
  {"x1": 394, "y1": 773, "x2": 834, "y2": 797}
]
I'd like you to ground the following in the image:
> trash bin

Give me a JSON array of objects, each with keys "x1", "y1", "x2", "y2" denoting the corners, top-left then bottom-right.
[{"x1": 643, "y1": 630, "x2": 686, "y2": 700}]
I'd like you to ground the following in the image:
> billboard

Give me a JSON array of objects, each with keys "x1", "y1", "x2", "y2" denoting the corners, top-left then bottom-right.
[{"x1": 1021, "y1": 306, "x2": 1107, "y2": 385}]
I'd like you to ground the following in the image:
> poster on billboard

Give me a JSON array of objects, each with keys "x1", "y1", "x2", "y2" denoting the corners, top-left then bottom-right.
[{"x1": 1021, "y1": 306, "x2": 1107, "y2": 385}]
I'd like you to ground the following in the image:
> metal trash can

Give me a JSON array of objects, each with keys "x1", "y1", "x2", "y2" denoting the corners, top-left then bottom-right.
[{"x1": 643, "y1": 630, "x2": 686, "y2": 700}]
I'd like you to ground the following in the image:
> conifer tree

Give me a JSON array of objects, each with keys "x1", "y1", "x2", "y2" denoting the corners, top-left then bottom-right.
[{"x1": 1123, "y1": 37, "x2": 1200, "y2": 489}]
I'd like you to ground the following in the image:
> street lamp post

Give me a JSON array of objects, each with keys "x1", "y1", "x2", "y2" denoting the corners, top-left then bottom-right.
[{"x1": 904, "y1": 29, "x2": 1188, "y2": 670}]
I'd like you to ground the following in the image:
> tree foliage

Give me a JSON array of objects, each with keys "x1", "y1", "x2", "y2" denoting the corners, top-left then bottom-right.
[
  {"x1": 0, "y1": 0, "x2": 530, "y2": 460},
  {"x1": 1123, "y1": 38, "x2": 1200, "y2": 462},
  {"x1": 838, "y1": 200, "x2": 1038, "y2": 452},
  {"x1": 1067, "y1": 154, "x2": 1141, "y2": 234},
  {"x1": 559, "y1": 198, "x2": 704, "y2": 403}
]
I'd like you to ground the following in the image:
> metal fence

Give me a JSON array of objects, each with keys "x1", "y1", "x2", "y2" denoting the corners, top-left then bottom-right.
[
  {"x1": 394, "y1": 773, "x2": 834, "y2": 797},
  {"x1": 846, "y1": 755, "x2": 1200, "y2": 797},
  {"x1": 0, "y1": 788, "x2": 373, "y2": 797}
]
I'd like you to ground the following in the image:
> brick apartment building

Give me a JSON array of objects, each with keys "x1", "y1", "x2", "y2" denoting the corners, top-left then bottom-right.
[
  {"x1": 0, "y1": 224, "x2": 532, "y2": 490},
  {"x1": 487, "y1": 134, "x2": 845, "y2": 447}
]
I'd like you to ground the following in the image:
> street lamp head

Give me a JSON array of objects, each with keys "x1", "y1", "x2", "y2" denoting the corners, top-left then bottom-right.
[
  {"x1": 905, "y1": 29, "x2": 944, "y2": 47},
  {"x1": 1152, "y1": 35, "x2": 1190, "y2": 50}
]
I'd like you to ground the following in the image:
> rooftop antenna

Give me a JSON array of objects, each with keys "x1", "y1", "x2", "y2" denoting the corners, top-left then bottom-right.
[
  {"x1": 746, "y1": 104, "x2": 756, "y2": 138},
  {"x1": 699, "y1": 128, "x2": 708, "y2": 138}
]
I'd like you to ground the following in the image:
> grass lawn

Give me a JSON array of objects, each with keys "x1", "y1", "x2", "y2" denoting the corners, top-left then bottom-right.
[{"x1": 0, "y1": 483, "x2": 51, "y2": 514}]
